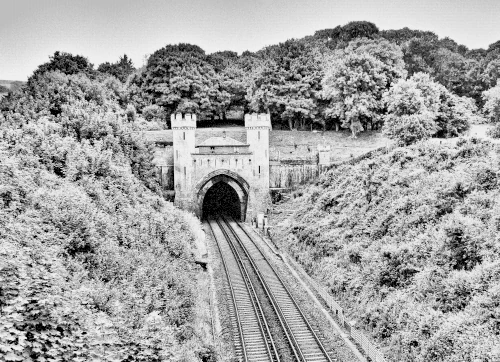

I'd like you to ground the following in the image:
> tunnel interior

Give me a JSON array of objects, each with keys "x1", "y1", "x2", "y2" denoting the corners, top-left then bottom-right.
[{"x1": 202, "y1": 181, "x2": 241, "y2": 220}]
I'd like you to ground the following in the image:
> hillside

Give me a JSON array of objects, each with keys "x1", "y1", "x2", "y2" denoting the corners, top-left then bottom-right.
[
  {"x1": 271, "y1": 138, "x2": 500, "y2": 361},
  {"x1": 0, "y1": 71, "x2": 215, "y2": 361}
]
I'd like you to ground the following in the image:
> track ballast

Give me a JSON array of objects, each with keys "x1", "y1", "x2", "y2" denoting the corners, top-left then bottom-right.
[{"x1": 208, "y1": 216, "x2": 333, "y2": 362}]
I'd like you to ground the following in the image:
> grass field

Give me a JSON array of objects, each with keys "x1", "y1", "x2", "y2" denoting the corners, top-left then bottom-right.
[{"x1": 269, "y1": 129, "x2": 391, "y2": 161}]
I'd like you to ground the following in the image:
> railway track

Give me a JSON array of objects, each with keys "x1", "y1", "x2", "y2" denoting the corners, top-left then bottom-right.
[
  {"x1": 208, "y1": 216, "x2": 333, "y2": 362},
  {"x1": 208, "y1": 218, "x2": 279, "y2": 362}
]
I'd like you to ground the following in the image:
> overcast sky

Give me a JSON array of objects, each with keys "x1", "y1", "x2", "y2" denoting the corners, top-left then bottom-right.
[{"x1": 1, "y1": 0, "x2": 499, "y2": 80}]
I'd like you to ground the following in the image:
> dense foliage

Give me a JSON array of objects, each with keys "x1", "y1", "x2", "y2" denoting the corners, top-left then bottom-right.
[
  {"x1": 128, "y1": 44, "x2": 230, "y2": 127},
  {"x1": 0, "y1": 67, "x2": 212, "y2": 361},
  {"x1": 382, "y1": 73, "x2": 480, "y2": 145},
  {"x1": 117, "y1": 20, "x2": 500, "y2": 136},
  {"x1": 274, "y1": 138, "x2": 500, "y2": 361},
  {"x1": 97, "y1": 54, "x2": 136, "y2": 83},
  {"x1": 483, "y1": 82, "x2": 500, "y2": 138},
  {"x1": 7, "y1": 21, "x2": 500, "y2": 135}
]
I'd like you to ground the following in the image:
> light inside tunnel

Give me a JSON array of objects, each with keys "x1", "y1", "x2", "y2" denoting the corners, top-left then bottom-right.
[{"x1": 202, "y1": 181, "x2": 241, "y2": 220}]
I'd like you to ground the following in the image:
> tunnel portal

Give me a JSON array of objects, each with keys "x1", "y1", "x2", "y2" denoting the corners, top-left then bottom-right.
[{"x1": 202, "y1": 181, "x2": 241, "y2": 220}]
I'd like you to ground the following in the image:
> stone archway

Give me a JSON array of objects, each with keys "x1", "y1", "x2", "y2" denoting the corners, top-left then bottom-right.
[{"x1": 194, "y1": 170, "x2": 249, "y2": 221}]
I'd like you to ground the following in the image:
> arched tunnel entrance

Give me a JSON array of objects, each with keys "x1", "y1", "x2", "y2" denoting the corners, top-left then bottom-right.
[
  {"x1": 196, "y1": 171, "x2": 249, "y2": 222},
  {"x1": 202, "y1": 181, "x2": 241, "y2": 220}
]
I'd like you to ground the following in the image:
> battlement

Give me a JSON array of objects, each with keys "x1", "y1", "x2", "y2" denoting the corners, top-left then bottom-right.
[
  {"x1": 244, "y1": 113, "x2": 271, "y2": 129},
  {"x1": 171, "y1": 113, "x2": 197, "y2": 129}
]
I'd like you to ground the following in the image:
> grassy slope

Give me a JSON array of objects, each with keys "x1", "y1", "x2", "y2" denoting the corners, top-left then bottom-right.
[{"x1": 272, "y1": 138, "x2": 500, "y2": 361}]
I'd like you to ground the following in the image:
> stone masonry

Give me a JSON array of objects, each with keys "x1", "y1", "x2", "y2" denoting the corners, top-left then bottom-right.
[{"x1": 171, "y1": 113, "x2": 271, "y2": 221}]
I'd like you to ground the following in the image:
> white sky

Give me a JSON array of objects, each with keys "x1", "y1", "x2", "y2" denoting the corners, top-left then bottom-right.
[{"x1": 1, "y1": 0, "x2": 499, "y2": 80}]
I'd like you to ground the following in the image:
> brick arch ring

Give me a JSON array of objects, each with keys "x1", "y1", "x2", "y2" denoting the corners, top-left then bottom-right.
[{"x1": 194, "y1": 169, "x2": 250, "y2": 221}]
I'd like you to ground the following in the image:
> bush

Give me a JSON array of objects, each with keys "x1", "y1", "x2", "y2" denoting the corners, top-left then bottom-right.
[{"x1": 274, "y1": 138, "x2": 500, "y2": 361}]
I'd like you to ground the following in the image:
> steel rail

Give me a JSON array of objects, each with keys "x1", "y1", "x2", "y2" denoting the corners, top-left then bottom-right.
[
  {"x1": 206, "y1": 219, "x2": 248, "y2": 362},
  {"x1": 218, "y1": 217, "x2": 303, "y2": 362},
  {"x1": 224, "y1": 216, "x2": 334, "y2": 362},
  {"x1": 208, "y1": 218, "x2": 277, "y2": 362},
  {"x1": 215, "y1": 218, "x2": 280, "y2": 362}
]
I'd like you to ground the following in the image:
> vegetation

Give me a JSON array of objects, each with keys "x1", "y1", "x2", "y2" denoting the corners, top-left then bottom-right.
[
  {"x1": 2, "y1": 18, "x2": 500, "y2": 361},
  {"x1": 0, "y1": 62, "x2": 213, "y2": 361},
  {"x1": 119, "y1": 20, "x2": 500, "y2": 139},
  {"x1": 272, "y1": 138, "x2": 500, "y2": 361},
  {"x1": 97, "y1": 54, "x2": 136, "y2": 83},
  {"x1": 382, "y1": 73, "x2": 480, "y2": 145}
]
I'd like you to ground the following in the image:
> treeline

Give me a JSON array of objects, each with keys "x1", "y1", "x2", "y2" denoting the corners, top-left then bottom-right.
[
  {"x1": 112, "y1": 22, "x2": 500, "y2": 137},
  {"x1": 273, "y1": 138, "x2": 500, "y2": 361},
  {"x1": 7, "y1": 21, "x2": 500, "y2": 139},
  {"x1": 0, "y1": 56, "x2": 214, "y2": 359}
]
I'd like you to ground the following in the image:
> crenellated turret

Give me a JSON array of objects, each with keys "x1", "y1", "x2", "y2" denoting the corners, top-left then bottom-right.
[
  {"x1": 171, "y1": 113, "x2": 197, "y2": 129},
  {"x1": 172, "y1": 113, "x2": 197, "y2": 210},
  {"x1": 244, "y1": 113, "x2": 271, "y2": 129}
]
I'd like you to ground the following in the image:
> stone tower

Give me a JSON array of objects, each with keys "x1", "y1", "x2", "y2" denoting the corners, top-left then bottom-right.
[
  {"x1": 171, "y1": 113, "x2": 196, "y2": 210},
  {"x1": 245, "y1": 113, "x2": 271, "y2": 216}
]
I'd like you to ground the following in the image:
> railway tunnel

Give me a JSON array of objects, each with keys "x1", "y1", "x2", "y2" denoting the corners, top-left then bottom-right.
[
  {"x1": 202, "y1": 181, "x2": 242, "y2": 220},
  {"x1": 197, "y1": 172, "x2": 249, "y2": 222}
]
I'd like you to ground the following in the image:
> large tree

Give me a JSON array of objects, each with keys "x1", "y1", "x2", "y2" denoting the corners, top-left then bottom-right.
[
  {"x1": 32, "y1": 51, "x2": 95, "y2": 79},
  {"x1": 247, "y1": 40, "x2": 324, "y2": 130},
  {"x1": 321, "y1": 38, "x2": 406, "y2": 136},
  {"x1": 382, "y1": 73, "x2": 476, "y2": 145},
  {"x1": 129, "y1": 44, "x2": 230, "y2": 126}
]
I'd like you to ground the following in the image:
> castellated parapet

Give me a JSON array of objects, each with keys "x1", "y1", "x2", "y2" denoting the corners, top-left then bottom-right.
[
  {"x1": 171, "y1": 113, "x2": 197, "y2": 129},
  {"x1": 245, "y1": 113, "x2": 271, "y2": 129},
  {"x1": 317, "y1": 144, "x2": 331, "y2": 152}
]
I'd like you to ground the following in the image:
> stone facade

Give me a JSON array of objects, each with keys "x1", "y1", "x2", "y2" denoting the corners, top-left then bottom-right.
[{"x1": 172, "y1": 113, "x2": 271, "y2": 221}]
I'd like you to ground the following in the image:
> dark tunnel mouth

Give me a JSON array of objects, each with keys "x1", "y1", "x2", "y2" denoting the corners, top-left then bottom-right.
[{"x1": 202, "y1": 181, "x2": 241, "y2": 220}]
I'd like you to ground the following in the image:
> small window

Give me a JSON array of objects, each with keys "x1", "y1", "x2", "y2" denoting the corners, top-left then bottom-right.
[
  {"x1": 183, "y1": 132, "x2": 185, "y2": 140},
  {"x1": 258, "y1": 165, "x2": 261, "y2": 174},
  {"x1": 207, "y1": 159, "x2": 210, "y2": 166},
  {"x1": 193, "y1": 159, "x2": 196, "y2": 165},
  {"x1": 184, "y1": 167, "x2": 186, "y2": 176},
  {"x1": 258, "y1": 131, "x2": 260, "y2": 140},
  {"x1": 235, "y1": 159, "x2": 238, "y2": 167},
  {"x1": 210, "y1": 147, "x2": 215, "y2": 153},
  {"x1": 249, "y1": 159, "x2": 252, "y2": 164}
]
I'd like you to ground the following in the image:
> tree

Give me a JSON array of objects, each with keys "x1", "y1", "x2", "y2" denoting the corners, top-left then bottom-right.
[
  {"x1": 483, "y1": 82, "x2": 500, "y2": 138},
  {"x1": 129, "y1": 44, "x2": 230, "y2": 125},
  {"x1": 382, "y1": 76, "x2": 437, "y2": 145},
  {"x1": 380, "y1": 27, "x2": 439, "y2": 45},
  {"x1": 31, "y1": 51, "x2": 94, "y2": 79},
  {"x1": 483, "y1": 82, "x2": 500, "y2": 123},
  {"x1": 247, "y1": 40, "x2": 323, "y2": 130},
  {"x1": 321, "y1": 39, "x2": 405, "y2": 136},
  {"x1": 314, "y1": 21, "x2": 379, "y2": 49},
  {"x1": 97, "y1": 54, "x2": 136, "y2": 83},
  {"x1": 208, "y1": 51, "x2": 255, "y2": 117},
  {"x1": 382, "y1": 73, "x2": 475, "y2": 145}
]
